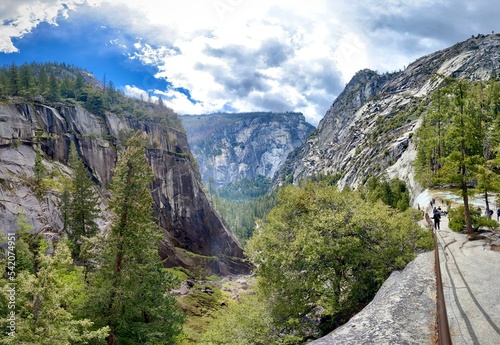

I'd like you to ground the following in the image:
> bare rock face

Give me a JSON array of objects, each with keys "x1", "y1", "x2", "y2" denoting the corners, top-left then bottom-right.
[
  {"x1": 279, "y1": 34, "x2": 500, "y2": 199},
  {"x1": 181, "y1": 112, "x2": 315, "y2": 189},
  {"x1": 0, "y1": 102, "x2": 250, "y2": 275}
]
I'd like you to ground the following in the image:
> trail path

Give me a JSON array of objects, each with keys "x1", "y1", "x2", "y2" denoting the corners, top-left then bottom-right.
[{"x1": 434, "y1": 213, "x2": 500, "y2": 345}]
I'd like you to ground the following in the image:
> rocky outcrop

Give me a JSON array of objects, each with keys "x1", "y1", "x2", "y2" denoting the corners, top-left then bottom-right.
[
  {"x1": 0, "y1": 102, "x2": 250, "y2": 275},
  {"x1": 279, "y1": 34, "x2": 500, "y2": 199},
  {"x1": 310, "y1": 251, "x2": 436, "y2": 345},
  {"x1": 181, "y1": 112, "x2": 314, "y2": 189}
]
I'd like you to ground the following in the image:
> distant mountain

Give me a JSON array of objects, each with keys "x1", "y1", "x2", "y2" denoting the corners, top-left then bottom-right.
[
  {"x1": 278, "y1": 33, "x2": 500, "y2": 199},
  {"x1": 181, "y1": 112, "x2": 314, "y2": 189},
  {"x1": 181, "y1": 112, "x2": 315, "y2": 190}
]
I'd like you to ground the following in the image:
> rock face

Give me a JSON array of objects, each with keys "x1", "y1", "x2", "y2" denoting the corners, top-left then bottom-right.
[
  {"x1": 310, "y1": 251, "x2": 436, "y2": 345},
  {"x1": 279, "y1": 34, "x2": 500, "y2": 199},
  {"x1": 181, "y1": 112, "x2": 314, "y2": 189},
  {"x1": 0, "y1": 102, "x2": 250, "y2": 275}
]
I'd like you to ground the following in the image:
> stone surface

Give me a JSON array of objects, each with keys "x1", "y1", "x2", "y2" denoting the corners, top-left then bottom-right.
[
  {"x1": 435, "y1": 215, "x2": 500, "y2": 345},
  {"x1": 181, "y1": 112, "x2": 314, "y2": 189},
  {"x1": 309, "y1": 251, "x2": 436, "y2": 345},
  {"x1": 0, "y1": 102, "x2": 250, "y2": 275},
  {"x1": 279, "y1": 34, "x2": 500, "y2": 200}
]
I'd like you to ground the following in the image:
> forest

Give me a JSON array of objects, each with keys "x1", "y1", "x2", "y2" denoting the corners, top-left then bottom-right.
[{"x1": 0, "y1": 62, "x2": 183, "y2": 130}]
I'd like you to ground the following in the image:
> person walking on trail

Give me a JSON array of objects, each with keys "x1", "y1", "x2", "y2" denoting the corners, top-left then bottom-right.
[{"x1": 433, "y1": 208, "x2": 441, "y2": 230}]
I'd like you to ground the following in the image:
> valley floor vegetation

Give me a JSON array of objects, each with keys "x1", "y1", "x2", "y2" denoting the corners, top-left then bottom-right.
[{"x1": 200, "y1": 179, "x2": 432, "y2": 344}]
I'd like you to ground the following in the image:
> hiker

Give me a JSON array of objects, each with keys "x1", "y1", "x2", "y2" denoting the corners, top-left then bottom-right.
[
  {"x1": 497, "y1": 207, "x2": 500, "y2": 221},
  {"x1": 433, "y1": 208, "x2": 441, "y2": 230}
]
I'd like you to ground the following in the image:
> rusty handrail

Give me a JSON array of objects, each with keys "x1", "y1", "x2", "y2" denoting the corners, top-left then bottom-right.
[{"x1": 426, "y1": 212, "x2": 452, "y2": 345}]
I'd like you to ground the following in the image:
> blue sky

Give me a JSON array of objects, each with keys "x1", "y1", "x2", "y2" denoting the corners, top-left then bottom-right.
[
  {"x1": 1, "y1": 0, "x2": 498, "y2": 126},
  {"x1": 1, "y1": 8, "x2": 171, "y2": 97}
]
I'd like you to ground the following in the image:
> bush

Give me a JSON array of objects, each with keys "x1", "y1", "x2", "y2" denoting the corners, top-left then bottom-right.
[
  {"x1": 448, "y1": 205, "x2": 499, "y2": 232},
  {"x1": 246, "y1": 181, "x2": 433, "y2": 340}
]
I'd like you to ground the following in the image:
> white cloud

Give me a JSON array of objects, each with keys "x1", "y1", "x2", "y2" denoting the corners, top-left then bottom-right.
[
  {"x1": 0, "y1": 0, "x2": 103, "y2": 52},
  {"x1": 1, "y1": 0, "x2": 499, "y2": 125}
]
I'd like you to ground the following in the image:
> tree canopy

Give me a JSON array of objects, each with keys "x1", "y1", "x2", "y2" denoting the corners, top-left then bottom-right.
[
  {"x1": 415, "y1": 77, "x2": 500, "y2": 234},
  {"x1": 246, "y1": 181, "x2": 432, "y2": 341}
]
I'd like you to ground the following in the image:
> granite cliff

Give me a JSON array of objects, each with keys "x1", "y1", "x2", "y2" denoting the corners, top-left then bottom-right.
[
  {"x1": 279, "y1": 34, "x2": 500, "y2": 199},
  {"x1": 181, "y1": 112, "x2": 314, "y2": 190},
  {"x1": 0, "y1": 101, "x2": 250, "y2": 275}
]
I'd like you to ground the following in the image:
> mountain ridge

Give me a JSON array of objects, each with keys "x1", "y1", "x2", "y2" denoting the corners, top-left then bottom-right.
[
  {"x1": 278, "y1": 33, "x2": 500, "y2": 198},
  {"x1": 0, "y1": 91, "x2": 251, "y2": 275},
  {"x1": 181, "y1": 111, "x2": 314, "y2": 190}
]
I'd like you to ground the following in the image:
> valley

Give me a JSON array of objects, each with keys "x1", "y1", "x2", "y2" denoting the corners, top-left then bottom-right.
[{"x1": 2, "y1": 33, "x2": 500, "y2": 344}]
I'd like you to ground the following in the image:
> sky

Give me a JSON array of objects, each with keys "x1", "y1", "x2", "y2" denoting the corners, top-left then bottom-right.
[{"x1": 0, "y1": 1, "x2": 498, "y2": 126}]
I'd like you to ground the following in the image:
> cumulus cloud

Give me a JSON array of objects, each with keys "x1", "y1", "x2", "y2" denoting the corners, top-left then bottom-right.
[
  {"x1": 0, "y1": 0, "x2": 102, "y2": 52},
  {"x1": 1, "y1": 0, "x2": 499, "y2": 125}
]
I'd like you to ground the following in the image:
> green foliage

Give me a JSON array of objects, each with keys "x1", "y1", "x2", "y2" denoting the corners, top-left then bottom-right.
[
  {"x1": 216, "y1": 176, "x2": 272, "y2": 200},
  {"x1": 33, "y1": 152, "x2": 47, "y2": 198},
  {"x1": 448, "y1": 205, "x2": 499, "y2": 232},
  {"x1": 200, "y1": 294, "x2": 283, "y2": 345},
  {"x1": 0, "y1": 240, "x2": 109, "y2": 345},
  {"x1": 212, "y1": 190, "x2": 277, "y2": 243},
  {"x1": 65, "y1": 142, "x2": 100, "y2": 262},
  {"x1": 414, "y1": 77, "x2": 500, "y2": 235},
  {"x1": 246, "y1": 181, "x2": 432, "y2": 340},
  {"x1": 14, "y1": 212, "x2": 39, "y2": 274},
  {"x1": 87, "y1": 135, "x2": 183, "y2": 344},
  {"x1": 0, "y1": 62, "x2": 184, "y2": 131},
  {"x1": 176, "y1": 282, "x2": 231, "y2": 343},
  {"x1": 361, "y1": 175, "x2": 411, "y2": 211}
]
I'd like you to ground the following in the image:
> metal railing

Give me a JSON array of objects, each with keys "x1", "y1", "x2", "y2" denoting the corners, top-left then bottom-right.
[{"x1": 426, "y1": 212, "x2": 452, "y2": 345}]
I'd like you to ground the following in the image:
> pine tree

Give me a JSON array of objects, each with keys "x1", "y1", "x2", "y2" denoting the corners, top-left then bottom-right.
[
  {"x1": 33, "y1": 152, "x2": 46, "y2": 199},
  {"x1": 66, "y1": 142, "x2": 100, "y2": 263},
  {"x1": 47, "y1": 71, "x2": 60, "y2": 101},
  {"x1": 415, "y1": 79, "x2": 494, "y2": 235},
  {"x1": 74, "y1": 73, "x2": 85, "y2": 100},
  {"x1": 89, "y1": 133, "x2": 183, "y2": 345},
  {"x1": 444, "y1": 80, "x2": 483, "y2": 235},
  {"x1": 18, "y1": 64, "x2": 35, "y2": 98},
  {"x1": 7, "y1": 64, "x2": 19, "y2": 96},
  {"x1": 3, "y1": 240, "x2": 109, "y2": 345},
  {"x1": 37, "y1": 66, "x2": 49, "y2": 97}
]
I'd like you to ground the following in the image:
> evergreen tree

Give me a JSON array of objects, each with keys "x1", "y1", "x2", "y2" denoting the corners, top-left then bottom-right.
[
  {"x1": 60, "y1": 75, "x2": 75, "y2": 99},
  {"x1": 18, "y1": 64, "x2": 35, "y2": 98},
  {"x1": 414, "y1": 79, "x2": 496, "y2": 235},
  {"x1": 0, "y1": 71, "x2": 8, "y2": 98},
  {"x1": 47, "y1": 71, "x2": 60, "y2": 101},
  {"x1": 7, "y1": 64, "x2": 19, "y2": 96},
  {"x1": 88, "y1": 134, "x2": 183, "y2": 345},
  {"x1": 66, "y1": 142, "x2": 100, "y2": 263},
  {"x1": 33, "y1": 152, "x2": 46, "y2": 199},
  {"x1": 1, "y1": 240, "x2": 109, "y2": 345},
  {"x1": 37, "y1": 66, "x2": 49, "y2": 97},
  {"x1": 74, "y1": 73, "x2": 85, "y2": 100},
  {"x1": 442, "y1": 80, "x2": 483, "y2": 235}
]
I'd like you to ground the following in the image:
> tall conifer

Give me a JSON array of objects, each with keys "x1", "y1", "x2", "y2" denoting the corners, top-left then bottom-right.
[
  {"x1": 89, "y1": 133, "x2": 182, "y2": 345},
  {"x1": 67, "y1": 142, "x2": 100, "y2": 262}
]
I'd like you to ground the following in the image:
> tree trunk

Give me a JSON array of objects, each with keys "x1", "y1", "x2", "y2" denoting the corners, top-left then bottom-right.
[{"x1": 485, "y1": 190, "x2": 491, "y2": 219}]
